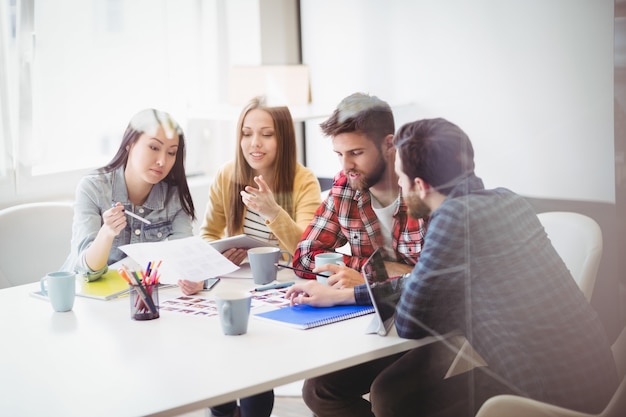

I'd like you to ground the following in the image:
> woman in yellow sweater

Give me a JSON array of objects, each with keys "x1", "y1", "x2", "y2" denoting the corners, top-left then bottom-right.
[
  {"x1": 178, "y1": 97, "x2": 321, "y2": 417},
  {"x1": 179, "y1": 96, "x2": 321, "y2": 294}
]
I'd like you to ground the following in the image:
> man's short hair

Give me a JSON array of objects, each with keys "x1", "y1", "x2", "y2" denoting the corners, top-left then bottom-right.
[
  {"x1": 393, "y1": 118, "x2": 475, "y2": 195},
  {"x1": 320, "y1": 92, "x2": 394, "y2": 147}
]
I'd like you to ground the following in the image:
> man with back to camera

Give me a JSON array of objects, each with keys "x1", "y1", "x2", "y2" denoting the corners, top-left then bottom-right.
[
  {"x1": 292, "y1": 92, "x2": 428, "y2": 287},
  {"x1": 286, "y1": 118, "x2": 618, "y2": 417}
]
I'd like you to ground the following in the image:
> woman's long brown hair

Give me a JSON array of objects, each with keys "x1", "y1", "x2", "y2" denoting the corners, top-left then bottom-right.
[{"x1": 227, "y1": 97, "x2": 296, "y2": 233}]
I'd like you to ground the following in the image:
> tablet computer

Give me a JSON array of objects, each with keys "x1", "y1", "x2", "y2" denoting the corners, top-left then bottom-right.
[
  {"x1": 362, "y1": 248, "x2": 402, "y2": 336},
  {"x1": 209, "y1": 234, "x2": 276, "y2": 253}
]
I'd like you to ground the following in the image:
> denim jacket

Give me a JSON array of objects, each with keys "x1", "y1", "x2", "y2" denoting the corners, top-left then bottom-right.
[{"x1": 62, "y1": 166, "x2": 193, "y2": 280}]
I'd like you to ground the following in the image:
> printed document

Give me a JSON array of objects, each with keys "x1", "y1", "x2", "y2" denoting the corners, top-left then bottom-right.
[{"x1": 119, "y1": 236, "x2": 239, "y2": 284}]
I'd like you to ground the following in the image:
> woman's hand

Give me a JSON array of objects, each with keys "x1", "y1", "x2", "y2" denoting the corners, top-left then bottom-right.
[
  {"x1": 221, "y1": 248, "x2": 248, "y2": 265},
  {"x1": 240, "y1": 175, "x2": 281, "y2": 222},
  {"x1": 177, "y1": 279, "x2": 204, "y2": 296},
  {"x1": 104, "y1": 203, "x2": 128, "y2": 237},
  {"x1": 84, "y1": 203, "x2": 127, "y2": 271}
]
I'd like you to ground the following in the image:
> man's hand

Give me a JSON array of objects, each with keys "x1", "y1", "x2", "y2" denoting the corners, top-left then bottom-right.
[
  {"x1": 383, "y1": 260, "x2": 413, "y2": 277},
  {"x1": 314, "y1": 264, "x2": 365, "y2": 288},
  {"x1": 285, "y1": 281, "x2": 356, "y2": 307}
]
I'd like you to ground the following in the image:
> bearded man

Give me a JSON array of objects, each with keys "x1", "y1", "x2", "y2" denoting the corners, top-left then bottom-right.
[
  {"x1": 287, "y1": 118, "x2": 618, "y2": 417},
  {"x1": 292, "y1": 92, "x2": 428, "y2": 287}
]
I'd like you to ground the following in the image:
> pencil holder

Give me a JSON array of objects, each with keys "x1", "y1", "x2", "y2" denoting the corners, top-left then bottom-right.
[{"x1": 129, "y1": 284, "x2": 160, "y2": 320}]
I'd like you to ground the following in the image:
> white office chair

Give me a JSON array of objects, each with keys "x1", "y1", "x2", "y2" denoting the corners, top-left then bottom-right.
[
  {"x1": 475, "y1": 325, "x2": 626, "y2": 417},
  {"x1": 0, "y1": 201, "x2": 74, "y2": 289},
  {"x1": 536, "y1": 211, "x2": 603, "y2": 302},
  {"x1": 445, "y1": 211, "x2": 604, "y2": 379}
]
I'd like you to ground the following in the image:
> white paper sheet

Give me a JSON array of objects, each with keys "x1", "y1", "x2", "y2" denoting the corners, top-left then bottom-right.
[
  {"x1": 119, "y1": 236, "x2": 240, "y2": 284},
  {"x1": 218, "y1": 263, "x2": 253, "y2": 279}
]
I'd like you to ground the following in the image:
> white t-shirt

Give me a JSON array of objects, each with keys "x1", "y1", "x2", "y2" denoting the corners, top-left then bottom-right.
[{"x1": 370, "y1": 192, "x2": 399, "y2": 261}]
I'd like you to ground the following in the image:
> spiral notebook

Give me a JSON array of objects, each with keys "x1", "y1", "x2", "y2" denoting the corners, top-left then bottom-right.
[{"x1": 253, "y1": 304, "x2": 374, "y2": 330}]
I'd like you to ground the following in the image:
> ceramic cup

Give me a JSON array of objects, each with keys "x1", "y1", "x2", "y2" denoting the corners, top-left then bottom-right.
[
  {"x1": 215, "y1": 291, "x2": 252, "y2": 335},
  {"x1": 40, "y1": 271, "x2": 76, "y2": 312},
  {"x1": 314, "y1": 252, "x2": 345, "y2": 285},
  {"x1": 247, "y1": 247, "x2": 293, "y2": 285}
]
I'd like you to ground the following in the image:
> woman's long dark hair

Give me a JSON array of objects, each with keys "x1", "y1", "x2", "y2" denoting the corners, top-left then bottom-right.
[
  {"x1": 227, "y1": 97, "x2": 296, "y2": 233},
  {"x1": 101, "y1": 108, "x2": 195, "y2": 220}
]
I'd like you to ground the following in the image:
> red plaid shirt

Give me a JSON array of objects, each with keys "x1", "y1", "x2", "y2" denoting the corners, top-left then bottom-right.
[{"x1": 293, "y1": 171, "x2": 427, "y2": 279}]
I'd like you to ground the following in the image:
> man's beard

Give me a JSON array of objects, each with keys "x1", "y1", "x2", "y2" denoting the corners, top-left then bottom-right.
[
  {"x1": 347, "y1": 157, "x2": 386, "y2": 192},
  {"x1": 406, "y1": 191, "x2": 431, "y2": 219}
]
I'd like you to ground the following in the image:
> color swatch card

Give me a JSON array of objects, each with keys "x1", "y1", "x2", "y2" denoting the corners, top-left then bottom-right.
[
  {"x1": 160, "y1": 288, "x2": 292, "y2": 317},
  {"x1": 254, "y1": 304, "x2": 375, "y2": 330}
]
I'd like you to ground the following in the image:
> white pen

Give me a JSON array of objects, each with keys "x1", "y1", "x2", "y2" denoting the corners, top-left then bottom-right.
[
  {"x1": 112, "y1": 203, "x2": 152, "y2": 225},
  {"x1": 124, "y1": 209, "x2": 151, "y2": 225}
]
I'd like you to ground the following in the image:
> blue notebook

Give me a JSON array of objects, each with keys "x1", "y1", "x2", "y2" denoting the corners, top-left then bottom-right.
[{"x1": 253, "y1": 304, "x2": 374, "y2": 329}]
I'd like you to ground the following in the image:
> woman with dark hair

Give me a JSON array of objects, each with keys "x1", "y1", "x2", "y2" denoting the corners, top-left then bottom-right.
[{"x1": 62, "y1": 108, "x2": 195, "y2": 280}]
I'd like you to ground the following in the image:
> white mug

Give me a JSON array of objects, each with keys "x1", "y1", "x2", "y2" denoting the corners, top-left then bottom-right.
[{"x1": 314, "y1": 252, "x2": 345, "y2": 285}]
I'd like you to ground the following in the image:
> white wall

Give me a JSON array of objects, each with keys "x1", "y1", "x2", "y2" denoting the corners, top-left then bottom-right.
[{"x1": 301, "y1": 0, "x2": 615, "y2": 203}]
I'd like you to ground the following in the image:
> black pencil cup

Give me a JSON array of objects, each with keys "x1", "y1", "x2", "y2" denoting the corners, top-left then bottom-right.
[{"x1": 129, "y1": 284, "x2": 160, "y2": 320}]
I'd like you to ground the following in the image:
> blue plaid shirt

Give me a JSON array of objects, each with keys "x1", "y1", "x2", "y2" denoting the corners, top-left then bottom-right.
[{"x1": 359, "y1": 175, "x2": 617, "y2": 413}]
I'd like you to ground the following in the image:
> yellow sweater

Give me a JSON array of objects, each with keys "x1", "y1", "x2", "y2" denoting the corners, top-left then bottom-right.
[{"x1": 199, "y1": 161, "x2": 322, "y2": 254}]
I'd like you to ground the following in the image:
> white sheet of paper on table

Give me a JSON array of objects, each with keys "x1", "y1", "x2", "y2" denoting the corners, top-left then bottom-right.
[{"x1": 119, "y1": 236, "x2": 240, "y2": 284}]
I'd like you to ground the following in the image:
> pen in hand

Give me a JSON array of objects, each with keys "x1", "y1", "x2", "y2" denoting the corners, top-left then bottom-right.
[
  {"x1": 124, "y1": 210, "x2": 152, "y2": 225},
  {"x1": 274, "y1": 263, "x2": 330, "y2": 278},
  {"x1": 111, "y1": 202, "x2": 152, "y2": 225}
]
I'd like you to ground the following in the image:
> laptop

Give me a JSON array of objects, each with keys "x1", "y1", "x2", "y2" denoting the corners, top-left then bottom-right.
[{"x1": 361, "y1": 248, "x2": 404, "y2": 336}]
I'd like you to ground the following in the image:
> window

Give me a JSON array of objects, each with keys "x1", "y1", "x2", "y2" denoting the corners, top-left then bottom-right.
[
  {"x1": 0, "y1": 0, "x2": 224, "y2": 204},
  {"x1": 0, "y1": 0, "x2": 16, "y2": 199}
]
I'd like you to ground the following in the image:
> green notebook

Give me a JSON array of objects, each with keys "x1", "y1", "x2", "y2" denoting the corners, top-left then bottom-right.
[
  {"x1": 30, "y1": 269, "x2": 130, "y2": 302},
  {"x1": 76, "y1": 269, "x2": 130, "y2": 300}
]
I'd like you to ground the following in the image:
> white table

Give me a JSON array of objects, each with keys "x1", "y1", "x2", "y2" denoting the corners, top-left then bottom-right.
[{"x1": 0, "y1": 270, "x2": 432, "y2": 417}]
